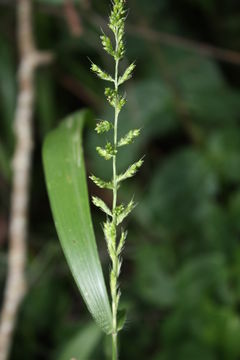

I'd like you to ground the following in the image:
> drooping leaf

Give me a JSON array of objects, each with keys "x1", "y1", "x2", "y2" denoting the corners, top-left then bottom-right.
[{"x1": 43, "y1": 110, "x2": 112, "y2": 334}]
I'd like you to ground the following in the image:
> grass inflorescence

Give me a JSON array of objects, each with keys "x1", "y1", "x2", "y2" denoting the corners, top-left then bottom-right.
[{"x1": 90, "y1": 1, "x2": 142, "y2": 358}]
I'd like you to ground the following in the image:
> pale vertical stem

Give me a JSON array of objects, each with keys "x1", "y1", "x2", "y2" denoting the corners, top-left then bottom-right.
[{"x1": 0, "y1": 1, "x2": 52, "y2": 359}]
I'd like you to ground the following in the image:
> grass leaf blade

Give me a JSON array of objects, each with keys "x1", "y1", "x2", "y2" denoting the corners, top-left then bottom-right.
[{"x1": 43, "y1": 110, "x2": 112, "y2": 334}]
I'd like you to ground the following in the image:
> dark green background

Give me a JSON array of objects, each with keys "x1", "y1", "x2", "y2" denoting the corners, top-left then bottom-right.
[{"x1": 1, "y1": 0, "x2": 240, "y2": 358}]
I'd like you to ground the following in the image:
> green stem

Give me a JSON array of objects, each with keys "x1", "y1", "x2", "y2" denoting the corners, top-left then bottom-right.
[
  {"x1": 112, "y1": 58, "x2": 119, "y2": 213},
  {"x1": 111, "y1": 41, "x2": 120, "y2": 359},
  {"x1": 112, "y1": 332, "x2": 118, "y2": 360}
]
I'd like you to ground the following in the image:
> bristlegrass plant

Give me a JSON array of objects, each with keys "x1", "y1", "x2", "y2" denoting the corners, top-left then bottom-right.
[
  {"x1": 90, "y1": 0, "x2": 142, "y2": 357},
  {"x1": 43, "y1": 1, "x2": 142, "y2": 359}
]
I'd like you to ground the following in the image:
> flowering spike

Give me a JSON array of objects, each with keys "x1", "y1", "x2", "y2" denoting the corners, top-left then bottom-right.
[
  {"x1": 90, "y1": 0, "x2": 143, "y2": 355},
  {"x1": 89, "y1": 175, "x2": 113, "y2": 189},
  {"x1": 117, "y1": 159, "x2": 144, "y2": 183},
  {"x1": 117, "y1": 230, "x2": 127, "y2": 255},
  {"x1": 103, "y1": 221, "x2": 116, "y2": 256},
  {"x1": 101, "y1": 34, "x2": 115, "y2": 57},
  {"x1": 92, "y1": 196, "x2": 112, "y2": 216},
  {"x1": 118, "y1": 129, "x2": 140, "y2": 147},
  {"x1": 91, "y1": 63, "x2": 114, "y2": 82},
  {"x1": 116, "y1": 199, "x2": 136, "y2": 225},
  {"x1": 96, "y1": 143, "x2": 117, "y2": 160},
  {"x1": 95, "y1": 120, "x2": 113, "y2": 134},
  {"x1": 118, "y1": 63, "x2": 136, "y2": 86},
  {"x1": 105, "y1": 87, "x2": 117, "y2": 107}
]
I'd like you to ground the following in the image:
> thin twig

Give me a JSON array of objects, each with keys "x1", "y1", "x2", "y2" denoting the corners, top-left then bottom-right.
[
  {"x1": 64, "y1": 0, "x2": 83, "y2": 36},
  {"x1": 0, "y1": 1, "x2": 52, "y2": 359},
  {"x1": 128, "y1": 25, "x2": 240, "y2": 66}
]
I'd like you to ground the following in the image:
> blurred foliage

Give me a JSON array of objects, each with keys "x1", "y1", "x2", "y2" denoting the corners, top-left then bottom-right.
[{"x1": 1, "y1": 0, "x2": 240, "y2": 359}]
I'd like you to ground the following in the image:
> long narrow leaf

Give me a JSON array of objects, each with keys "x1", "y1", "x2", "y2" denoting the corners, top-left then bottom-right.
[{"x1": 43, "y1": 110, "x2": 112, "y2": 334}]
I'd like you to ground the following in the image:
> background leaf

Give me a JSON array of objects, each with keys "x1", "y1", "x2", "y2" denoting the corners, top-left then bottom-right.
[{"x1": 58, "y1": 323, "x2": 102, "y2": 360}]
